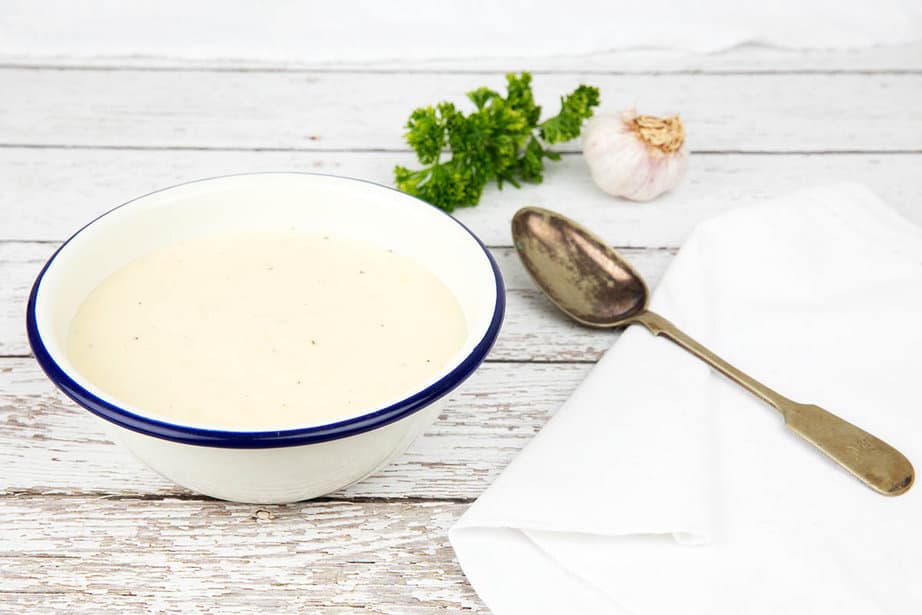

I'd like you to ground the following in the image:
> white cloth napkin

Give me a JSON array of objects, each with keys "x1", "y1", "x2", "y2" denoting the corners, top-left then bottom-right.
[{"x1": 451, "y1": 184, "x2": 922, "y2": 615}]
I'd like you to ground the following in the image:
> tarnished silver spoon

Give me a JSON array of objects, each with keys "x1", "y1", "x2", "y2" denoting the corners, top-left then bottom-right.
[{"x1": 512, "y1": 206, "x2": 914, "y2": 496}]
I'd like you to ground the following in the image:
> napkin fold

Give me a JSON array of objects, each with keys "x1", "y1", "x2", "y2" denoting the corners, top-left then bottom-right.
[{"x1": 451, "y1": 184, "x2": 922, "y2": 615}]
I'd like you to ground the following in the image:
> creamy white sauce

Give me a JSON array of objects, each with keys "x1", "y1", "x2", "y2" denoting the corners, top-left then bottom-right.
[{"x1": 67, "y1": 232, "x2": 468, "y2": 429}]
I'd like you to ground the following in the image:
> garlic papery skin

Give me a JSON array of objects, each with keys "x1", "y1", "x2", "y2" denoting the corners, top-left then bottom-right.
[{"x1": 582, "y1": 109, "x2": 688, "y2": 202}]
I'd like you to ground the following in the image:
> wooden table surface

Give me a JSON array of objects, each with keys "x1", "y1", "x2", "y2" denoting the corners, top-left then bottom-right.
[{"x1": 2, "y1": 44, "x2": 921, "y2": 613}]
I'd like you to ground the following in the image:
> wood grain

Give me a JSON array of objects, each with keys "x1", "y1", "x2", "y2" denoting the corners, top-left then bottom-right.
[
  {"x1": 0, "y1": 358, "x2": 591, "y2": 499},
  {"x1": 0, "y1": 496, "x2": 484, "y2": 614},
  {"x1": 3, "y1": 41, "x2": 922, "y2": 72},
  {"x1": 2, "y1": 70, "x2": 920, "y2": 152},
  {"x1": 2, "y1": 148, "x2": 920, "y2": 247}
]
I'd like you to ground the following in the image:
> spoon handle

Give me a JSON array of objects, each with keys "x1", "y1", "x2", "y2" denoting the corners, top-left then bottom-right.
[{"x1": 634, "y1": 310, "x2": 914, "y2": 496}]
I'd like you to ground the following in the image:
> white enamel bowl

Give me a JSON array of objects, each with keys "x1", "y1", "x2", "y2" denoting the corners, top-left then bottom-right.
[{"x1": 27, "y1": 173, "x2": 504, "y2": 503}]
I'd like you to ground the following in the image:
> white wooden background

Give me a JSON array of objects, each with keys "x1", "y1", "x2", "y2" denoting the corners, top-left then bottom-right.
[{"x1": 2, "y1": 42, "x2": 922, "y2": 613}]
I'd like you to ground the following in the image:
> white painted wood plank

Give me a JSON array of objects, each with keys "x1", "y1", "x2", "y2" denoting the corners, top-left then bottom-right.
[
  {"x1": 0, "y1": 496, "x2": 484, "y2": 613},
  {"x1": 0, "y1": 358, "x2": 591, "y2": 499},
  {"x1": 2, "y1": 148, "x2": 920, "y2": 247},
  {"x1": 0, "y1": 243, "x2": 46, "y2": 356},
  {"x1": 4, "y1": 149, "x2": 919, "y2": 359},
  {"x1": 5, "y1": 42, "x2": 922, "y2": 72},
  {"x1": 2, "y1": 70, "x2": 920, "y2": 151},
  {"x1": 0, "y1": 242, "x2": 666, "y2": 360}
]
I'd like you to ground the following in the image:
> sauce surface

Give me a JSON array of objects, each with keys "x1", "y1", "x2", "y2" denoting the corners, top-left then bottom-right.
[{"x1": 67, "y1": 232, "x2": 467, "y2": 429}]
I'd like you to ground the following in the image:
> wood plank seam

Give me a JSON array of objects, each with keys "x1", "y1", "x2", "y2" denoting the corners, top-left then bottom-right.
[
  {"x1": 3, "y1": 63, "x2": 922, "y2": 76},
  {"x1": 0, "y1": 491, "x2": 477, "y2": 504},
  {"x1": 4, "y1": 144, "x2": 921, "y2": 155}
]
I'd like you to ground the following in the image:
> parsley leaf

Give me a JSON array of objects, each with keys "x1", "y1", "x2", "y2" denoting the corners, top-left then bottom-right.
[
  {"x1": 539, "y1": 85, "x2": 602, "y2": 144},
  {"x1": 394, "y1": 72, "x2": 600, "y2": 212}
]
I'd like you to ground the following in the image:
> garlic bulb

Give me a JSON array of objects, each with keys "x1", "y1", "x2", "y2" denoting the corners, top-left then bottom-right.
[{"x1": 582, "y1": 109, "x2": 688, "y2": 201}]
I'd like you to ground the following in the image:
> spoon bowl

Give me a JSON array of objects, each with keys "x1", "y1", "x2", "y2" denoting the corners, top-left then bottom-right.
[{"x1": 512, "y1": 207, "x2": 648, "y2": 327}]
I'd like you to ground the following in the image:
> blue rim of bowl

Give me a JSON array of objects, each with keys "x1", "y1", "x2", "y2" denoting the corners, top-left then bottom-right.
[{"x1": 26, "y1": 172, "x2": 505, "y2": 449}]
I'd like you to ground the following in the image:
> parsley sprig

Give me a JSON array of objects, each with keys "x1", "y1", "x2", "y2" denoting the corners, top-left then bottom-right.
[{"x1": 394, "y1": 72, "x2": 600, "y2": 212}]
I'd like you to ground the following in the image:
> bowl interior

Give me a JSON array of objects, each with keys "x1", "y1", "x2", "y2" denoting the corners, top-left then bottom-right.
[{"x1": 31, "y1": 173, "x2": 501, "y2": 431}]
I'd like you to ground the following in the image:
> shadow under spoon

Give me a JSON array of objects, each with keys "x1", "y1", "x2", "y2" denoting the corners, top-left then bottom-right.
[{"x1": 511, "y1": 206, "x2": 914, "y2": 496}]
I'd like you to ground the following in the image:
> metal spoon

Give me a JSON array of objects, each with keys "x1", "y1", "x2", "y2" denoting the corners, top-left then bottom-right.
[{"x1": 512, "y1": 206, "x2": 914, "y2": 496}]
